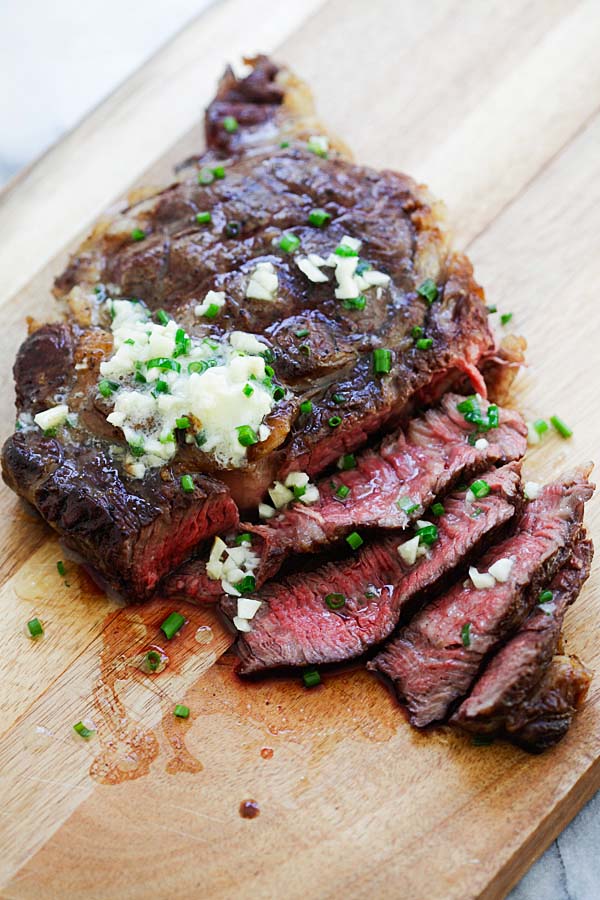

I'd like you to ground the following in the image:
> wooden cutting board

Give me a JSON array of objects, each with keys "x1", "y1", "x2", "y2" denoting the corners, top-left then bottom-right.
[{"x1": 1, "y1": 1, "x2": 599, "y2": 897}]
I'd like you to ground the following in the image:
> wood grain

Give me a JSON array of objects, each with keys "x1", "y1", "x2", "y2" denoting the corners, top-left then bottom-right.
[{"x1": 0, "y1": 1, "x2": 599, "y2": 898}]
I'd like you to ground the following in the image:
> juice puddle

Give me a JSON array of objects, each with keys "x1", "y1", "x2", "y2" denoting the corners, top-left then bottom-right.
[{"x1": 88, "y1": 598, "x2": 226, "y2": 784}]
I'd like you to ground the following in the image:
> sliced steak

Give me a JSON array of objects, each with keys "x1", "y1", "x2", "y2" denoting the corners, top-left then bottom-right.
[
  {"x1": 3, "y1": 57, "x2": 501, "y2": 599},
  {"x1": 244, "y1": 393, "x2": 526, "y2": 579},
  {"x1": 452, "y1": 537, "x2": 593, "y2": 738},
  {"x1": 369, "y1": 466, "x2": 594, "y2": 727},
  {"x1": 227, "y1": 464, "x2": 521, "y2": 673},
  {"x1": 162, "y1": 394, "x2": 525, "y2": 600},
  {"x1": 499, "y1": 654, "x2": 592, "y2": 753},
  {"x1": 2, "y1": 431, "x2": 238, "y2": 599}
]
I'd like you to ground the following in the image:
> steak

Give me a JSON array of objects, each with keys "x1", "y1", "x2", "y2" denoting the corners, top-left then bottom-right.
[
  {"x1": 2, "y1": 56, "x2": 499, "y2": 600},
  {"x1": 368, "y1": 466, "x2": 594, "y2": 727},
  {"x1": 163, "y1": 393, "x2": 526, "y2": 600},
  {"x1": 227, "y1": 464, "x2": 521, "y2": 673},
  {"x1": 452, "y1": 537, "x2": 593, "y2": 735},
  {"x1": 496, "y1": 655, "x2": 592, "y2": 753}
]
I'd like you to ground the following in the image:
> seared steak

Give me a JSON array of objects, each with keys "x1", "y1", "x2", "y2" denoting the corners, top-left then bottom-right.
[
  {"x1": 498, "y1": 655, "x2": 592, "y2": 753},
  {"x1": 2, "y1": 56, "x2": 499, "y2": 600},
  {"x1": 163, "y1": 393, "x2": 525, "y2": 600},
  {"x1": 369, "y1": 467, "x2": 594, "y2": 727},
  {"x1": 452, "y1": 537, "x2": 593, "y2": 741},
  {"x1": 227, "y1": 464, "x2": 521, "y2": 673}
]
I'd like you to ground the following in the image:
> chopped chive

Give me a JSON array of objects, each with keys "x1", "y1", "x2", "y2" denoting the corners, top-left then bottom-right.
[
  {"x1": 147, "y1": 357, "x2": 181, "y2": 373},
  {"x1": 222, "y1": 115, "x2": 238, "y2": 133},
  {"x1": 225, "y1": 221, "x2": 241, "y2": 238},
  {"x1": 202, "y1": 303, "x2": 221, "y2": 318},
  {"x1": 334, "y1": 244, "x2": 358, "y2": 258},
  {"x1": 342, "y1": 295, "x2": 366, "y2": 310},
  {"x1": 338, "y1": 454, "x2": 356, "y2": 471},
  {"x1": 457, "y1": 396, "x2": 479, "y2": 415},
  {"x1": 280, "y1": 140, "x2": 290, "y2": 148},
  {"x1": 373, "y1": 348, "x2": 392, "y2": 375},
  {"x1": 198, "y1": 167, "x2": 214, "y2": 184},
  {"x1": 335, "y1": 484, "x2": 351, "y2": 500},
  {"x1": 325, "y1": 593, "x2": 345, "y2": 610},
  {"x1": 98, "y1": 379, "x2": 119, "y2": 398},
  {"x1": 461, "y1": 623, "x2": 472, "y2": 648},
  {"x1": 196, "y1": 210, "x2": 211, "y2": 224},
  {"x1": 57, "y1": 560, "x2": 67, "y2": 577},
  {"x1": 176, "y1": 417, "x2": 190, "y2": 429},
  {"x1": 237, "y1": 425, "x2": 259, "y2": 447},
  {"x1": 538, "y1": 590, "x2": 554, "y2": 604},
  {"x1": 486, "y1": 305, "x2": 497, "y2": 314},
  {"x1": 159, "y1": 432, "x2": 175, "y2": 444},
  {"x1": 235, "y1": 533, "x2": 252, "y2": 545},
  {"x1": 431, "y1": 502, "x2": 445, "y2": 517},
  {"x1": 156, "y1": 309, "x2": 170, "y2": 325},
  {"x1": 124, "y1": 338, "x2": 135, "y2": 346},
  {"x1": 279, "y1": 232, "x2": 300, "y2": 253},
  {"x1": 307, "y1": 136, "x2": 328, "y2": 158},
  {"x1": 212, "y1": 165, "x2": 226, "y2": 180},
  {"x1": 416, "y1": 338, "x2": 433, "y2": 350},
  {"x1": 235, "y1": 575, "x2": 256, "y2": 594},
  {"x1": 73, "y1": 721, "x2": 95, "y2": 739},
  {"x1": 293, "y1": 484, "x2": 306, "y2": 499},
  {"x1": 43, "y1": 427, "x2": 58, "y2": 438},
  {"x1": 195, "y1": 431, "x2": 207, "y2": 447},
  {"x1": 129, "y1": 440, "x2": 145, "y2": 458},
  {"x1": 154, "y1": 379, "x2": 169, "y2": 395},
  {"x1": 487, "y1": 404, "x2": 499, "y2": 429},
  {"x1": 397, "y1": 496, "x2": 419, "y2": 515},
  {"x1": 308, "y1": 208, "x2": 331, "y2": 227},
  {"x1": 131, "y1": 228, "x2": 146, "y2": 242},
  {"x1": 470, "y1": 479, "x2": 491, "y2": 499},
  {"x1": 243, "y1": 383, "x2": 254, "y2": 398},
  {"x1": 299, "y1": 344, "x2": 311, "y2": 355},
  {"x1": 180, "y1": 475, "x2": 195, "y2": 493},
  {"x1": 346, "y1": 531, "x2": 364, "y2": 550},
  {"x1": 272, "y1": 385, "x2": 286, "y2": 401},
  {"x1": 160, "y1": 611, "x2": 186, "y2": 639},
  {"x1": 416, "y1": 279, "x2": 438, "y2": 304},
  {"x1": 411, "y1": 325, "x2": 424, "y2": 339},
  {"x1": 303, "y1": 668, "x2": 321, "y2": 688},
  {"x1": 134, "y1": 370, "x2": 147, "y2": 384},
  {"x1": 332, "y1": 393, "x2": 346, "y2": 404},
  {"x1": 500, "y1": 312, "x2": 513, "y2": 326},
  {"x1": 145, "y1": 650, "x2": 161, "y2": 672},
  {"x1": 416, "y1": 524, "x2": 438, "y2": 546},
  {"x1": 550, "y1": 415, "x2": 572, "y2": 439},
  {"x1": 27, "y1": 617, "x2": 44, "y2": 638},
  {"x1": 300, "y1": 400, "x2": 313, "y2": 415},
  {"x1": 174, "y1": 704, "x2": 190, "y2": 718},
  {"x1": 264, "y1": 364, "x2": 274, "y2": 378},
  {"x1": 295, "y1": 328, "x2": 309, "y2": 338},
  {"x1": 533, "y1": 418, "x2": 549, "y2": 436},
  {"x1": 328, "y1": 415, "x2": 342, "y2": 428},
  {"x1": 188, "y1": 360, "x2": 208, "y2": 375}
]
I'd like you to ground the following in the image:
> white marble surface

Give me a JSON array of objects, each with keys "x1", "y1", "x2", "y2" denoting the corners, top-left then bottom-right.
[{"x1": 1, "y1": 2, "x2": 598, "y2": 897}]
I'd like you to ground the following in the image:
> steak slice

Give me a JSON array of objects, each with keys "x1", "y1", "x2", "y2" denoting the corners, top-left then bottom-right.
[
  {"x1": 2, "y1": 431, "x2": 239, "y2": 599},
  {"x1": 162, "y1": 393, "x2": 526, "y2": 600},
  {"x1": 242, "y1": 393, "x2": 526, "y2": 581},
  {"x1": 452, "y1": 537, "x2": 593, "y2": 739},
  {"x1": 227, "y1": 464, "x2": 521, "y2": 673},
  {"x1": 368, "y1": 466, "x2": 594, "y2": 727},
  {"x1": 3, "y1": 56, "x2": 501, "y2": 600}
]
